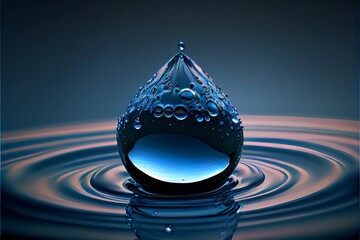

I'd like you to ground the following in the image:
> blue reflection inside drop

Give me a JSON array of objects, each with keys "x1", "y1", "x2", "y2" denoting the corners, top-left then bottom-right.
[{"x1": 128, "y1": 134, "x2": 229, "y2": 183}]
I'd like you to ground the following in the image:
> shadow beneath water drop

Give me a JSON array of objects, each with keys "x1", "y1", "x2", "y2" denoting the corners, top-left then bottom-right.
[{"x1": 124, "y1": 178, "x2": 241, "y2": 240}]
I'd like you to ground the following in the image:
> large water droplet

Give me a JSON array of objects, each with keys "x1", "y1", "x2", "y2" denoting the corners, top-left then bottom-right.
[
  {"x1": 174, "y1": 106, "x2": 188, "y2": 120},
  {"x1": 206, "y1": 101, "x2": 219, "y2": 117},
  {"x1": 180, "y1": 88, "x2": 195, "y2": 104},
  {"x1": 178, "y1": 41, "x2": 185, "y2": 51},
  {"x1": 116, "y1": 46, "x2": 244, "y2": 194}
]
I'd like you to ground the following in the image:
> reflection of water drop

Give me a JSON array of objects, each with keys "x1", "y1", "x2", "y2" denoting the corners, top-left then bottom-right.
[
  {"x1": 206, "y1": 101, "x2": 219, "y2": 117},
  {"x1": 178, "y1": 41, "x2": 185, "y2": 51},
  {"x1": 165, "y1": 224, "x2": 173, "y2": 234},
  {"x1": 174, "y1": 106, "x2": 188, "y2": 120}
]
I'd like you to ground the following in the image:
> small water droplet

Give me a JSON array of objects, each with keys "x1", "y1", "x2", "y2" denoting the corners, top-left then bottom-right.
[
  {"x1": 220, "y1": 120, "x2": 224, "y2": 125},
  {"x1": 232, "y1": 117, "x2": 239, "y2": 124},
  {"x1": 180, "y1": 88, "x2": 196, "y2": 104},
  {"x1": 153, "y1": 106, "x2": 164, "y2": 118},
  {"x1": 195, "y1": 114, "x2": 204, "y2": 122},
  {"x1": 134, "y1": 117, "x2": 141, "y2": 129},
  {"x1": 178, "y1": 41, "x2": 185, "y2": 51},
  {"x1": 205, "y1": 116, "x2": 210, "y2": 122},
  {"x1": 164, "y1": 106, "x2": 174, "y2": 118},
  {"x1": 190, "y1": 82, "x2": 195, "y2": 88},
  {"x1": 165, "y1": 224, "x2": 173, "y2": 234},
  {"x1": 174, "y1": 106, "x2": 188, "y2": 120},
  {"x1": 206, "y1": 101, "x2": 219, "y2": 117},
  {"x1": 153, "y1": 211, "x2": 158, "y2": 216}
]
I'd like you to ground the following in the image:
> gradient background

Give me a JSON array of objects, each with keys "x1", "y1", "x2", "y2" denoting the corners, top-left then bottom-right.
[{"x1": 2, "y1": 0, "x2": 359, "y2": 132}]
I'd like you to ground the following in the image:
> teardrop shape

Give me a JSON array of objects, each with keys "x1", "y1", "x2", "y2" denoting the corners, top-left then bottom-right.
[{"x1": 116, "y1": 49, "x2": 243, "y2": 194}]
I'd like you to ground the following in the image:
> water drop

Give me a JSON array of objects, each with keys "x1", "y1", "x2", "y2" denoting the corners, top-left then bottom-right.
[
  {"x1": 116, "y1": 46, "x2": 244, "y2": 194},
  {"x1": 232, "y1": 116, "x2": 239, "y2": 124},
  {"x1": 195, "y1": 114, "x2": 204, "y2": 122},
  {"x1": 178, "y1": 41, "x2": 185, "y2": 51},
  {"x1": 174, "y1": 106, "x2": 188, "y2": 120},
  {"x1": 153, "y1": 106, "x2": 164, "y2": 118},
  {"x1": 165, "y1": 224, "x2": 173, "y2": 234},
  {"x1": 180, "y1": 88, "x2": 195, "y2": 104},
  {"x1": 206, "y1": 101, "x2": 219, "y2": 117},
  {"x1": 164, "y1": 106, "x2": 174, "y2": 118},
  {"x1": 134, "y1": 117, "x2": 141, "y2": 129}
]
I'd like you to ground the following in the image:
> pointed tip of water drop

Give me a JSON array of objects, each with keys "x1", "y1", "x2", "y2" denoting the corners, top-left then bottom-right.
[{"x1": 178, "y1": 41, "x2": 185, "y2": 51}]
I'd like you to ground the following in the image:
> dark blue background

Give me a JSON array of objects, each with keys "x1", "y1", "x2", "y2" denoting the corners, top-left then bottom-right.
[{"x1": 2, "y1": 0, "x2": 359, "y2": 131}]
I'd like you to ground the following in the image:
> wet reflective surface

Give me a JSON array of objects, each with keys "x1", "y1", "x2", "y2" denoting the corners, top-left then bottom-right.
[{"x1": 1, "y1": 116, "x2": 359, "y2": 239}]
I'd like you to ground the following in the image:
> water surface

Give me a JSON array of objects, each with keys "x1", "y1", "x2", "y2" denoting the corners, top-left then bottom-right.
[{"x1": 1, "y1": 116, "x2": 359, "y2": 239}]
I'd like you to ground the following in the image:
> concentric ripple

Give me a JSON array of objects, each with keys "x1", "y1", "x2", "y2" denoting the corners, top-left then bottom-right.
[{"x1": 1, "y1": 116, "x2": 359, "y2": 239}]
